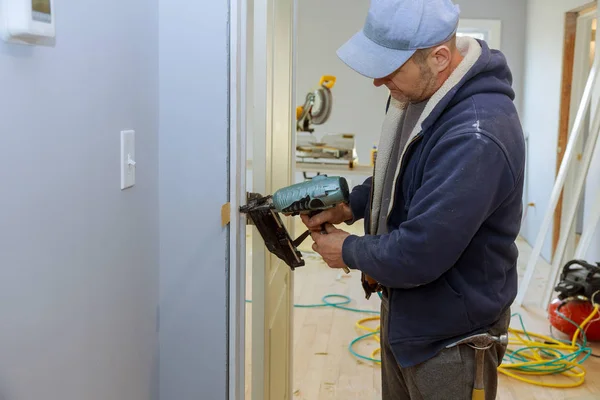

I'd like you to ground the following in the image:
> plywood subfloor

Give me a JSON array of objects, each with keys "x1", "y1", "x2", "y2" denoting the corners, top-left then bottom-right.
[{"x1": 245, "y1": 218, "x2": 600, "y2": 400}]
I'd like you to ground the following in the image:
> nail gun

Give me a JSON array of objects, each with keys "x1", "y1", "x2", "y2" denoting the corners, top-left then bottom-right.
[{"x1": 240, "y1": 175, "x2": 350, "y2": 272}]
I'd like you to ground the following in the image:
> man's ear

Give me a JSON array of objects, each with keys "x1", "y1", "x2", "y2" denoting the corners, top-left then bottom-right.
[{"x1": 430, "y1": 45, "x2": 452, "y2": 72}]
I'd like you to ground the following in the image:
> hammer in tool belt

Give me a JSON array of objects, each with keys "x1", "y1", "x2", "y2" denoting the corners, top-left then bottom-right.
[{"x1": 446, "y1": 332, "x2": 508, "y2": 400}]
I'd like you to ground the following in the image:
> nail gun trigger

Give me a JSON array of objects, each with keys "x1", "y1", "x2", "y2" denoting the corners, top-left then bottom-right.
[{"x1": 292, "y1": 230, "x2": 311, "y2": 247}]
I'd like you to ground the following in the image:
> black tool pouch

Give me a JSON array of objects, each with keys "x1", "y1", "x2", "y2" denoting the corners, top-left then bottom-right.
[{"x1": 361, "y1": 272, "x2": 382, "y2": 299}]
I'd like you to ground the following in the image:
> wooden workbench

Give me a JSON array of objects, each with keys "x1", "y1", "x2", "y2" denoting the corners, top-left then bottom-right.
[{"x1": 295, "y1": 161, "x2": 373, "y2": 176}]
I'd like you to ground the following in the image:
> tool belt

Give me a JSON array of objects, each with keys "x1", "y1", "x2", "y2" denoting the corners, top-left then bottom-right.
[{"x1": 361, "y1": 272, "x2": 383, "y2": 299}]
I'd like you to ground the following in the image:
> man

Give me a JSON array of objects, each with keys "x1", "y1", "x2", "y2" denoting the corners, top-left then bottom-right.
[{"x1": 301, "y1": 0, "x2": 525, "y2": 399}]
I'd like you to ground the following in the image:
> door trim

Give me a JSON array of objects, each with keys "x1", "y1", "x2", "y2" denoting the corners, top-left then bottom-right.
[
  {"x1": 250, "y1": 0, "x2": 269, "y2": 398},
  {"x1": 228, "y1": 0, "x2": 248, "y2": 397},
  {"x1": 289, "y1": 0, "x2": 298, "y2": 391},
  {"x1": 228, "y1": 0, "x2": 297, "y2": 397},
  {"x1": 554, "y1": 11, "x2": 579, "y2": 257}
]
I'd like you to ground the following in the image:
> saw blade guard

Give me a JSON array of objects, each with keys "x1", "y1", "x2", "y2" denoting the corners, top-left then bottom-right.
[{"x1": 296, "y1": 75, "x2": 336, "y2": 132}]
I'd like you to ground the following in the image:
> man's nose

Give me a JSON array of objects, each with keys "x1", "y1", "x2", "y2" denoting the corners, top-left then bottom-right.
[{"x1": 373, "y1": 78, "x2": 386, "y2": 87}]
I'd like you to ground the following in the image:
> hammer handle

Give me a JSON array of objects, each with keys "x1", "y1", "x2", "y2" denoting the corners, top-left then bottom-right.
[
  {"x1": 472, "y1": 349, "x2": 486, "y2": 400},
  {"x1": 472, "y1": 389, "x2": 485, "y2": 400}
]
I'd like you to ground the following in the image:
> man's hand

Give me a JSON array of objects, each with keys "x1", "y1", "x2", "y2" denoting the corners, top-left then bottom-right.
[
  {"x1": 300, "y1": 203, "x2": 353, "y2": 232},
  {"x1": 310, "y1": 224, "x2": 351, "y2": 270}
]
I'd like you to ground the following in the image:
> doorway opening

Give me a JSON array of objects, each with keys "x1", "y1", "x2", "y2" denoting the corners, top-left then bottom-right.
[
  {"x1": 554, "y1": 3, "x2": 597, "y2": 261},
  {"x1": 241, "y1": 0, "x2": 384, "y2": 398},
  {"x1": 234, "y1": 1, "x2": 600, "y2": 400}
]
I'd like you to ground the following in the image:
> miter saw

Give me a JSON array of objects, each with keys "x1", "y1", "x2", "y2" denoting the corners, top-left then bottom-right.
[
  {"x1": 296, "y1": 75, "x2": 336, "y2": 133},
  {"x1": 295, "y1": 75, "x2": 358, "y2": 166}
]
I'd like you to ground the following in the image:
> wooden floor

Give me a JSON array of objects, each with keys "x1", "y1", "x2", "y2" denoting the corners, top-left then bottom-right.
[{"x1": 245, "y1": 218, "x2": 600, "y2": 400}]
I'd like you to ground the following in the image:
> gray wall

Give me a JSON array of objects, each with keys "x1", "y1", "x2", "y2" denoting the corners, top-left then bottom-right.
[
  {"x1": 296, "y1": 0, "x2": 528, "y2": 165},
  {"x1": 453, "y1": 0, "x2": 527, "y2": 114},
  {"x1": 0, "y1": 0, "x2": 159, "y2": 398},
  {"x1": 0, "y1": 0, "x2": 232, "y2": 397},
  {"x1": 158, "y1": 0, "x2": 229, "y2": 399}
]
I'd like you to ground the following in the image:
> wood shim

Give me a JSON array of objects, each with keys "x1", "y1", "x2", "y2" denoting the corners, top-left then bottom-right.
[{"x1": 221, "y1": 202, "x2": 231, "y2": 226}]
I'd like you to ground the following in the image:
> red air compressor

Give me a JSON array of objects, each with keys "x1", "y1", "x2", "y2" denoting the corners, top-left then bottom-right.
[{"x1": 548, "y1": 260, "x2": 600, "y2": 341}]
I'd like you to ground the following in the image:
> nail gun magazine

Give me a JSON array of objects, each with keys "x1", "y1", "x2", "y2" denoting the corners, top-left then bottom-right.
[{"x1": 239, "y1": 175, "x2": 350, "y2": 270}]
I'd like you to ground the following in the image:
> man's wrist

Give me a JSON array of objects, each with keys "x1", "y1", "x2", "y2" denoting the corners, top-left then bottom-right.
[{"x1": 341, "y1": 234, "x2": 359, "y2": 270}]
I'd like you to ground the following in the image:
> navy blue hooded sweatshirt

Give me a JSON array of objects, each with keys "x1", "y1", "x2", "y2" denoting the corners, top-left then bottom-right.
[{"x1": 341, "y1": 38, "x2": 525, "y2": 367}]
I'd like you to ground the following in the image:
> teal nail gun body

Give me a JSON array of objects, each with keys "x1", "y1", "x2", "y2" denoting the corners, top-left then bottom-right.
[{"x1": 240, "y1": 175, "x2": 350, "y2": 270}]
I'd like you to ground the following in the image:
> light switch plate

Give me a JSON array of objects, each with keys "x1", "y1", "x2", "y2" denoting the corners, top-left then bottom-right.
[{"x1": 121, "y1": 130, "x2": 136, "y2": 190}]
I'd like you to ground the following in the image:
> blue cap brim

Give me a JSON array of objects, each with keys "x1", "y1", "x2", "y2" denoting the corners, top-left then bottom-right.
[{"x1": 336, "y1": 30, "x2": 416, "y2": 79}]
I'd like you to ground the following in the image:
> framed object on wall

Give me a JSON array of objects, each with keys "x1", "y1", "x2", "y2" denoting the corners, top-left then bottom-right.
[
  {"x1": 457, "y1": 18, "x2": 502, "y2": 50},
  {"x1": 0, "y1": 0, "x2": 55, "y2": 46}
]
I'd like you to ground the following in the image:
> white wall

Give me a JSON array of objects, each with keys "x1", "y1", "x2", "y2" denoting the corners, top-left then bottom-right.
[
  {"x1": 296, "y1": 1, "x2": 388, "y2": 165},
  {"x1": 586, "y1": 129, "x2": 600, "y2": 261},
  {"x1": 0, "y1": 0, "x2": 159, "y2": 398},
  {"x1": 521, "y1": 0, "x2": 600, "y2": 262},
  {"x1": 296, "y1": 0, "x2": 528, "y2": 166},
  {"x1": 584, "y1": 3, "x2": 600, "y2": 262}
]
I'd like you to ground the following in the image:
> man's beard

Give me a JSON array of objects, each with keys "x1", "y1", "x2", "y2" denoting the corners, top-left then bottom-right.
[
  {"x1": 392, "y1": 65, "x2": 437, "y2": 106},
  {"x1": 411, "y1": 65, "x2": 436, "y2": 103}
]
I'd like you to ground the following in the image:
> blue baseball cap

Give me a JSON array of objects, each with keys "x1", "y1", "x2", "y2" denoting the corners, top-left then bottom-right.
[{"x1": 337, "y1": 0, "x2": 461, "y2": 79}]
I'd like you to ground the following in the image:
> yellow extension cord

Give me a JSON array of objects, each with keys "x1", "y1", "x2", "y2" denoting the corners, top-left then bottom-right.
[
  {"x1": 497, "y1": 304, "x2": 599, "y2": 388},
  {"x1": 352, "y1": 304, "x2": 600, "y2": 388},
  {"x1": 355, "y1": 316, "x2": 382, "y2": 364}
]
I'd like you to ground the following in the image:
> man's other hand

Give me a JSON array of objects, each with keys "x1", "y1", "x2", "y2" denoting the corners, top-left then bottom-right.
[
  {"x1": 300, "y1": 203, "x2": 353, "y2": 232},
  {"x1": 310, "y1": 224, "x2": 351, "y2": 270}
]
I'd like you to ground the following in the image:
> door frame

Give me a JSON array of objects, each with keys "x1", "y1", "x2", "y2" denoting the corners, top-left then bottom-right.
[
  {"x1": 554, "y1": 2, "x2": 597, "y2": 258},
  {"x1": 228, "y1": 0, "x2": 248, "y2": 398},
  {"x1": 250, "y1": 0, "x2": 297, "y2": 398},
  {"x1": 228, "y1": 0, "x2": 298, "y2": 398}
]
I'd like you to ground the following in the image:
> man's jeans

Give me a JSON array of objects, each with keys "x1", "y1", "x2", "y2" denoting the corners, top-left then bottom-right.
[{"x1": 379, "y1": 290, "x2": 510, "y2": 400}]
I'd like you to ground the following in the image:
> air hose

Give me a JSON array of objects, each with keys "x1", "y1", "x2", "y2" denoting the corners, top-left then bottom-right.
[
  {"x1": 350, "y1": 316, "x2": 381, "y2": 364},
  {"x1": 247, "y1": 294, "x2": 600, "y2": 388},
  {"x1": 498, "y1": 303, "x2": 599, "y2": 388},
  {"x1": 246, "y1": 293, "x2": 382, "y2": 363}
]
